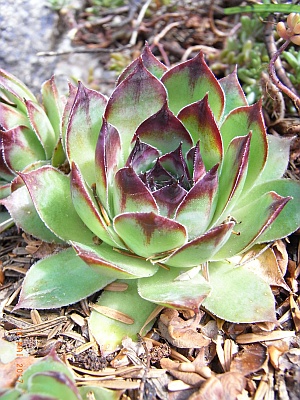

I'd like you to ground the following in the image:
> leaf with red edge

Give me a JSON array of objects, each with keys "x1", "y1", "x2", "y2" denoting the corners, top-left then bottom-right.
[
  {"x1": 20, "y1": 166, "x2": 95, "y2": 244},
  {"x1": 70, "y1": 162, "x2": 124, "y2": 248},
  {"x1": 175, "y1": 164, "x2": 219, "y2": 239},
  {"x1": 178, "y1": 95, "x2": 223, "y2": 171},
  {"x1": 113, "y1": 212, "x2": 187, "y2": 259},
  {"x1": 211, "y1": 134, "x2": 251, "y2": 226},
  {"x1": 105, "y1": 58, "x2": 167, "y2": 160},
  {"x1": 164, "y1": 222, "x2": 234, "y2": 268},
  {"x1": 218, "y1": 68, "x2": 248, "y2": 118},
  {"x1": 0, "y1": 102, "x2": 29, "y2": 130},
  {"x1": 162, "y1": 52, "x2": 225, "y2": 119},
  {"x1": 138, "y1": 267, "x2": 211, "y2": 312},
  {"x1": 117, "y1": 43, "x2": 168, "y2": 84},
  {"x1": 220, "y1": 101, "x2": 268, "y2": 192},
  {"x1": 133, "y1": 102, "x2": 193, "y2": 155},
  {"x1": 61, "y1": 83, "x2": 78, "y2": 150},
  {"x1": 153, "y1": 183, "x2": 187, "y2": 218},
  {"x1": 126, "y1": 137, "x2": 159, "y2": 174},
  {"x1": 1, "y1": 126, "x2": 46, "y2": 173},
  {"x1": 72, "y1": 241, "x2": 158, "y2": 279},
  {"x1": 113, "y1": 166, "x2": 158, "y2": 215},
  {"x1": 95, "y1": 118, "x2": 122, "y2": 214},
  {"x1": 66, "y1": 82, "x2": 107, "y2": 186},
  {"x1": 212, "y1": 191, "x2": 291, "y2": 260},
  {"x1": 186, "y1": 142, "x2": 206, "y2": 183}
]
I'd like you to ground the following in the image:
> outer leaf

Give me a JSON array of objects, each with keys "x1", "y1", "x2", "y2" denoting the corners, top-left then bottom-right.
[
  {"x1": 1, "y1": 186, "x2": 62, "y2": 243},
  {"x1": 1, "y1": 126, "x2": 46, "y2": 173},
  {"x1": 41, "y1": 76, "x2": 64, "y2": 138},
  {"x1": 138, "y1": 267, "x2": 211, "y2": 311},
  {"x1": 25, "y1": 100, "x2": 58, "y2": 158},
  {"x1": 220, "y1": 102, "x2": 268, "y2": 191},
  {"x1": 79, "y1": 386, "x2": 121, "y2": 400},
  {"x1": 202, "y1": 261, "x2": 276, "y2": 323},
  {"x1": 71, "y1": 162, "x2": 123, "y2": 248},
  {"x1": 133, "y1": 101, "x2": 193, "y2": 156},
  {"x1": 20, "y1": 166, "x2": 95, "y2": 244},
  {"x1": 61, "y1": 83, "x2": 78, "y2": 150},
  {"x1": 15, "y1": 248, "x2": 114, "y2": 310},
  {"x1": 89, "y1": 280, "x2": 158, "y2": 355},
  {"x1": 0, "y1": 101, "x2": 30, "y2": 129},
  {"x1": 105, "y1": 58, "x2": 167, "y2": 160},
  {"x1": 218, "y1": 68, "x2": 247, "y2": 118},
  {"x1": 211, "y1": 134, "x2": 250, "y2": 225},
  {"x1": 175, "y1": 164, "x2": 219, "y2": 238},
  {"x1": 162, "y1": 52, "x2": 225, "y2": 119},
  {"x1": 238, "y1": 179, "x2": 300, "y2": 243},
  {"x1": 178, "y1": 95, "x2": 223, "y2": 171},
  {"x1": 72, "y1": 241, "x2": 158, "y2": 279},
  {"x1": 213, "y1": 191, "x2": 291, "y2": 260},
  {"x1": 164, "y1": 222, "x2": 234, "y2": 268},
  {"x1": 66, "y1": 82, "x2": 107, "y2": 186},
  {"x1": 113, "y1": 212, "x2": 187, "y2": 258}
]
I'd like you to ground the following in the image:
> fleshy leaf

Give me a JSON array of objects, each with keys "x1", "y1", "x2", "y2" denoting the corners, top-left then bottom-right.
[
  {"x1": 159, "y1": 144, "x2": 191, "y2": 188},
  {"x1": 79, "y1": 386, "x2": 121, "y2": 400},
  {"x1": 1, "y1": 185, "x2": 62, "y2": 243},
  {"x1": 15, "y1": 248, "x2": 114, "y2": 310},
  {"x1": 186, "y1": 142, "x2": 206, "y2": 183},
  {"x1": 238, "y1": 179, "x2": 300, "y2": 243},
  {"x1": 139, "y1": 267, "x2": 211, "y2": 311},
  {"x1": 25, "y1": 99, "x2": 58, "y2": 158},
  {"x1": 117, "y1": 43, "x2": 168, "y2": 83},
  {"x1": 256, "y1": 135, "x2": 293, "y2": 184},
  {"x1": 178, "y1": 95, "x2": 223, "y2": 171},
  {"x1": 105, "y1": 58, "x2": 167, "y2": 160},
  {"x1": 213, "y1": 191, "x2": 291, "y2": 260},
  {"x1": 211, "y1": 134, "x2": 250, "y2": 225},
  {"x1": 72, "y1": 241, "x2": 158, "y2": 279},
  {"x1": 70, "y1": 162, "x2": 123, "y2": 247},
  {"x1": 66, "y1": 82, "x2": 107, "y2": 186},
  {"x1": 0, "y1": 101, "x2": 30, "y2": 129},
  {"x1": 133, "y1": 101, "x2": 193, "y2": 155},
  {"x1": 1, "y1": 126, "x2": 46, "y2": 174},
  {"x1": 162, "y1": 52, "x2": 225, "y2": 119},
  {"x1": 126, "y1": 137, "x2": 159, "y2": 174},
  {"x1": 164, "y1": 222, "x2": 234, "y2": 268},
  {"x1": 152, "y1": 183, "x2": 187, "y2": 218},
  {"x1": 220, "y1": 102, "x2": 268, "y2": 191},
  {"x1": 41, "y1": 76, "x2": 64, "y2": 138},
  {"x1": 61, "y1": 83, "x2": 78, "y2": 150},
  {"x1": 218, "y1": 68, "x2": 248, "y2": 118},
  {"x1": 202, "y1": 261, "x2": 276, "y2": 323},
  {"x1": 175, "y1": 164, "x2": 219, "y2": 238},
  {"x1": 113, "y1": 212, "x2": 187, "y2": 258},
  {"x1": 20, "y1": 166, "x2": 95, "y2": 244},
  {"x1": 95, "y1": 118, "x2": 122, "y2": 214},
  {"x1": 113, "y1": 166, "x2": 158, "y2": 215},
  {"x1": 89, "y1": 280, "x2": 158, "y2": 355}
]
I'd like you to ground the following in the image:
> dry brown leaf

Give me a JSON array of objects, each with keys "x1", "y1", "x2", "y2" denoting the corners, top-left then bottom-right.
[
  {"x1": 218, "y1": 372, "x2": 246, "y2": 400},
  {"x1": 290, "y1": 295, "x2": 300, "y2": 332},
  {"x1": 273, "y1": 240, "x2": 288, "y2": 276},
  {"x1": 230, "y1": 343, "x2": 267, "y2": 375},
  {"x1": 168, "y1": 369, "x2": 205, "y2": 387},
  {"x1": 189, "y1": 376, "x2": 223, "y2": 400},
  {"x1": 158, "y1": 309, "x2": 210, "y2": 348}
]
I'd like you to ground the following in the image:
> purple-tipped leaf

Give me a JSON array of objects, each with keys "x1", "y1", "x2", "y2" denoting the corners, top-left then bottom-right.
[
  {"x1": 113, "y1": 212, "x2": 187, "y2": 258},
  {"x1": 61, "y1": 82, "x2": 78, "y2": 150},
  {"x1": 159, "y1": 144, "x2": 191, "y2": 188},
  {"x1": 175, "y1": 164, "x2": 219, "y2": 238},
  {"x1": 186, "y1": 142, "x2": 206, "y2": 183},
  {"x1": 220, "y1": 101, "x2": 268, "y2": 192},
  {"x1": 113, "y1": 166, "x2": 158, "y2": 215},
  {"x1": 66, "y1": 82, "x2": 107, "y2": 186},
  {"x1": 219, "y1": 68, "x2": 248, "y2": 118},
  {"x1": 153, "y1": 183, "x2": 187, "y2": 218},
  {"x1": 164, "y1": 222, "x2": 234, "y2": 268},
  {"x1": 178, "y1": 95, "x2": 223, "y2": 171},
  {"x1": 126, "y1": 137, "x2": 159, "y2": 174},
  {"x1": 1, "y1": 126, "x2": 46, "y2": 173},
  {"x1": 162, "y1": 52, "x2": 225, "y2": 119},
  {"x1": 133, "y1": 102, "x2": 193, "y2": 155},
  {"x1": 105, "y1": 58, "x2": 167, "y2": 160},
  {"x1": 0, "y1": 101, "x2": 30, "y2": 130},
  {"x1": 72, "y1": 241, "x2": 158, "y2": 279}
]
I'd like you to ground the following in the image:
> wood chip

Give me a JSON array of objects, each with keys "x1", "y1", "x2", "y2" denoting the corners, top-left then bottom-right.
[
  {"x1": 91, "y1": 304, "x2": 134, "y2": 324},
  {"x1": 168, "y1": 379, "x2": 192, "y2": 391},
  {"x1": 236, "y1": 330, "x2": 295, "y2": 344},
  {"x1": 104, "y1": 282, "x2": 129, "y2": 291}
]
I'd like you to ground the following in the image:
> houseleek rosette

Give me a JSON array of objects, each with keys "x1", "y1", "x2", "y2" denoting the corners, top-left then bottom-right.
[{"x1": 2, "y1": 46, "x2": 300, "y2": 354}]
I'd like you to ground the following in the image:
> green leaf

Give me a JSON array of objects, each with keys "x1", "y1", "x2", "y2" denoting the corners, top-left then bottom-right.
[
  {"x1": 79, "y1": 386, "x2": 121, "y2": 400},
  {"x1": 138, "y1": 267, "x2": 211, "y2": 311},
  {"x1": 15, "y1": 248, "x2": 114, "y2": 310},
  {"x1": 41, "y1": 76, "x2": 64, "y2": 139},
  {"x1": 162, "y1": 52, "x2": 225, "y2": 119},
  {"x1": 0, "y1": 101, "x2": 30, "y2": 129},
  {"x1": 0, "y1": 389, "x2": 22, "y2": 399},
  {"x1": 113, "y1": 212, "x2": 187, "y2": 259},
  {"x1": 89, "y1": 280, "x2": 158, "y2": 355},
  {"x1": 1, "y1": 186, "x2": 62, "y2": 243},
  {"x1": 72, "y1": 241, "x2": 158, "y2": 279},
  {"x1": 105, "y1": 58, "x2": 167, "y2": 160},
  {"x1": 20, "y1": 166, "x2": 95, "y2": 244},
  {"x1": 202, "y1": 261, "x2": 276, "y2": 323}
]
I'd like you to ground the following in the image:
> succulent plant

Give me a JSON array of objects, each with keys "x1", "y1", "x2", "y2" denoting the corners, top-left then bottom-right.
[
  {"x1": 0, "y1": 70, "x2": 67, "y2": 200},
  {"x1": 1, "y1": 45, "x2": 300, "y2": 354},
  {"x1": 0, "y1": 348, "x2": 119, "y2": 399}
]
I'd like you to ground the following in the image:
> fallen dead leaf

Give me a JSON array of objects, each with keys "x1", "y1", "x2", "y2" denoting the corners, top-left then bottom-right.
[{"x1": 230, "y1": 343, "x2": 267, "y2": 375}]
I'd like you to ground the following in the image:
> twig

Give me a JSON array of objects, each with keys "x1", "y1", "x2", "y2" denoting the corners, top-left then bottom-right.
[
  {"x1": 129, "y1": 0, "x2": 153, "y2": 46},
  {"x1": 37, "y1": 44, "x2": 133, "y2": 57}
]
